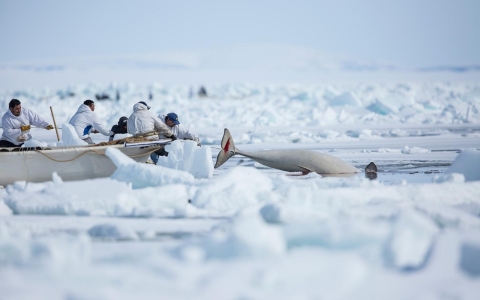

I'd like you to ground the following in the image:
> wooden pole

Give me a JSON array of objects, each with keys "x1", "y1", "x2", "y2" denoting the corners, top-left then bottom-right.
[{"x1": 49, "y1": 106, "x2": 60, "y2": 142}]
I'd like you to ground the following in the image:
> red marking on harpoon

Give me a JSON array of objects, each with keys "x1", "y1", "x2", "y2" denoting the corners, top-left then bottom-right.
[{"x1": 224, "y1": 138, "x2": 231, "y2": 153}]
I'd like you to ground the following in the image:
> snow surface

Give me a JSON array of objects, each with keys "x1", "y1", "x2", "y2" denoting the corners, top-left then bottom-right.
[{"x1": 1, "y1": 79, "x2": 480, "y2": 299}]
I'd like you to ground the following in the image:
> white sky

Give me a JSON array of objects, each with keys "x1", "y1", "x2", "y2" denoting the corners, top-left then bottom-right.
[{"x1": 1, "y1": 0, "x2": 479, "y2": 66}]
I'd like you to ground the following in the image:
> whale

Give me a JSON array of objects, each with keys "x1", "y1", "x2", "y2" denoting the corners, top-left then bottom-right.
[{"x1": 214, "y1": 128, "x2": 376, "y2": 175}]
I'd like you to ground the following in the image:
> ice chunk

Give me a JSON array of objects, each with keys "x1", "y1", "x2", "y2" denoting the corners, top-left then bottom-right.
[
  {"x1": 230, "y1": 215, "x2": 286, "y2": 256},
  {"x1": 3, "y1": 176, "x2": 192, "y2": 218},
  {"x1": 0, "y1": 200, "x2": 12, "y2": 216},
  {"x1": 56, "y1": 123, "x2": 88, "y2": 146},
  {"x1": 4, "y1": 178, "x2": 132, "y2": 216},
  {"x1": 190, "y1": 145, "x2": 214, "y2": 178},
  {"x1": 177, "y1": 214, "x2": 285, "y2": 259},
  {"x1": 0, "y1": 233, "x2": 90, "y2": 267},
  {"x1": 21, "y1": 139, "x2": 48, "y2": 148},
  {"x1": 105, "y1": 146, "x2": 136, "y2": 167},
  {"x1": 318, "y1": 107, "x2": 338, "y2": 125},
  {"x1": 445, "y1": 149, "x2": 480, "y2": 181},
  {"x1": 127, "y1": 184, "x2": 191, "y2": 218},
  {"x1": 387, "y1": 210, "x2": 439, "y2": 270},
  {"x1": 401, "y1": 145, "x2": 430, "y2": 154},
  {"x1": 260, "y1": 203, "x2": 329, "y2": 224},
  {"x1": 460, "y1": 242, "x2": 480, "y2": 277},
  {"x1": 366, "y1": 99, "x2": 394, "y2": 115},
  {"x1": 328, "y1": 92, "x2": 362, "y2": 107},
  {"x1": 191, "y1": 167, "x2": 274, "y2": 212},
  {"x1": 88, "y1": 224, "x2": 138, "y2": 241},
  {"x1": 107, "y1": 146, "x2": 195, "y2": 189},
  {"x1": 51, "y1": 172, "x2": 63, "y2": 184},
  {"x1": 157, "y1": 140, "x2": 213, "y2": 178},
  {"x1": 432, "y1": 173, "x2": 465, "y2": 184},
  {"x1": 111, "y1": 160, "x2": 194, "y2": 189}
]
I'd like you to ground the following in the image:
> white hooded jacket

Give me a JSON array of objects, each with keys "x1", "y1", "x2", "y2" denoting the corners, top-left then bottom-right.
[
  {"x1": 69, "y1": 104, "x2": 112, "y2": 139},
  {"x1": 158, "y1": 114, "x2": 199, "y2": 144},
  {"x1": 1, "y1": 107, "x2": 50, "y2": 145},
  {"x1": 127, "y1": 103, "x2": 173, "y2": 139}
]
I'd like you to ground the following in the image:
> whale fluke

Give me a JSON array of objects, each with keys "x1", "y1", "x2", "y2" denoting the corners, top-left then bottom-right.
[{"x1": 214, "y1": 128, "x2": 237, "y2": 168}]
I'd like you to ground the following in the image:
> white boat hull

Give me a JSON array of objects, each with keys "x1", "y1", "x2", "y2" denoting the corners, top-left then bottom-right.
[{"x1": 0, "y1": 144, "x2": 159, "y2": 186}]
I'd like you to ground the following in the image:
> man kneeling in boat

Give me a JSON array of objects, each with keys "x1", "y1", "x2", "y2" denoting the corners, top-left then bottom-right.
[
  {"x1": 127, "y1": 101, "x2": 177, "y2": 164},
  {"x1": 150, "y1": 112, "x2": 201, "y2": 163},
  {"x1": 0, "y1": 99, "x2": 54, "y2": 148},
  {"x1": 69, "y1": 100, "x2": 113, "y2": 145}
]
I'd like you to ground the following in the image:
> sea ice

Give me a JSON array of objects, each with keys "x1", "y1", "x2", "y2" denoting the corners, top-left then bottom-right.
[
  {"x1": 387, "y1": 210, "x2": 439, "y2": 269},
  {"x1": 460, "y1": 242, "x2": 480, "y2": 276},
  {"x1": 21, "y1": 139, "x2": 48, "y2": 148},
  {"x1": 88, "y1": 223, "x2": 138, "y2": 241},
  {"x1": 328, "y1": 92, "x2": 362, "y2": 107},
  {"x1": 445, "y1": 149, "x2": 480, "y2": 181},
  {"x1": 401, "y1": 145, "x2": 430, "y2": 154},
  {"x1": 0, "y1": 200, "x2": 12, "y2": 216},
  {"x1": 106, "y1": 147, "x2": 195, "y2": 189},
  {"x1": 157, "y1": 140, "x2": 213, "y2": 178},
  {"x1": 56, "y1": 123, "x2": 88, "y2": 146},
  {"x1": 191, "y1": 167, "x2": 275, "y2": 212}
]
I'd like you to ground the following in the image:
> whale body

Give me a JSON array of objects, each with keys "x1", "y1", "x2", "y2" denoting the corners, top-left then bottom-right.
[{"x1": 214, "y1": 128, "x2": 365, "y2": 175}]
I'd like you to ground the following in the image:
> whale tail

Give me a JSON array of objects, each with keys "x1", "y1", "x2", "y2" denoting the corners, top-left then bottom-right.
[{"x1": 214, "y1": 128, "x2": 237, "y2": 168}]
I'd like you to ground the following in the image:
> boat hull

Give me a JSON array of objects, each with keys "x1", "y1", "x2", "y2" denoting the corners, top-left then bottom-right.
[{"x1": 0, "y1": 144, "x2": 158, "y2": 186}]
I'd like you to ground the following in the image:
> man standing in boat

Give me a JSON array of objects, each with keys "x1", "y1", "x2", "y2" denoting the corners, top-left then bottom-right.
[
  {"x1": 69, "y1": 100, "x2": 113, "y2": 144},
  {"x1": 0, "y1": 99, "x2": 54, "y2": 148}
]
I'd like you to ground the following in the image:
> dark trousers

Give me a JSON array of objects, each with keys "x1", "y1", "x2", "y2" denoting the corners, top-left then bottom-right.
[{"x1": 0, "y1": 139, "x2": 22, "y2": 148}]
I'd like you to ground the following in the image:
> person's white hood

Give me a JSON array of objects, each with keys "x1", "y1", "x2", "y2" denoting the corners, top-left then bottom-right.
[
  {"x1": 127, "y1": 103, "x2": 172, "y2": 139},
  {"x1": 133, "y1": 102, "x2": 149, "y2": 113}
]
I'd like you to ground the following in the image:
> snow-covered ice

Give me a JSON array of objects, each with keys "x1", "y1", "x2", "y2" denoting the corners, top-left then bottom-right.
[{"x1": 1, "y1": 79, "x2": 480, "y2": 299}]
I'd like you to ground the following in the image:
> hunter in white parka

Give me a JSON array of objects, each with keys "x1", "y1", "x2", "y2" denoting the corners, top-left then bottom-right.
[
  {"x1": 69, "y1": 101, "x2": 112, "y2": 142},
  {"x1": 127, "y1": 102, "x2": 173, "y2": 139},
  {"x1": 1, "y1": 104, "x2": 51, "y2": 146}
]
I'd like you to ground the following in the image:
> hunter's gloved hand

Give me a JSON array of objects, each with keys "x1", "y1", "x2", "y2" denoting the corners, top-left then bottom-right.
[
  {"x1": 17, "y1": 134, "x2": 28, "y2": 142},
  {"x1": 193, "y1": 137, "x2": 201, "y2": 147},
  {"x1": 168, "y1": 134, "x2": 177, "y2": 141},
  {"x1": 45, "y1": 125, "x2": 54, "y2": 130},
  {"x1": 20, "y1": 125, "x2": 31, "y2": 132}
]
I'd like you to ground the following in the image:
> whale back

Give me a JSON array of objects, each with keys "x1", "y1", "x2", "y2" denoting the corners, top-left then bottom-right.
[
  {"x1": 239, "y1": 149, "x2": 359, "y2": 174},
  {"x1": 214, "y1": 128, "x2": 359, "y2": 174}
]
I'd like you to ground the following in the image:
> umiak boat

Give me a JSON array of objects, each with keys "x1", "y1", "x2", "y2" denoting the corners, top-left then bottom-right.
[{"x1": 0, "y1": 138, "x2": 170, "y2": 187}]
